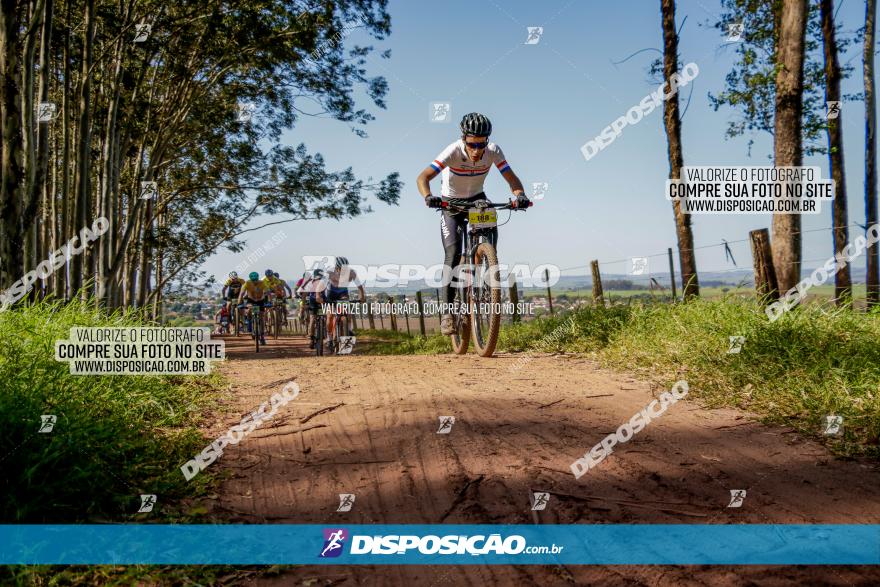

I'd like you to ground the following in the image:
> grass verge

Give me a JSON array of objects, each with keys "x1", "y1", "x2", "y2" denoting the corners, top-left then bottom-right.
[
  {"x1": 0, "y1": 298, "x2": 223, "y2": 523},
  {"x1": 359, "y1": 298, "x2": 880, "y2": 457}
]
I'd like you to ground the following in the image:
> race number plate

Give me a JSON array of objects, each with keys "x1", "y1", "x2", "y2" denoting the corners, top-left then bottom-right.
[{"x1": 468, "y1": 209, "x2": 497, "y2": 228}]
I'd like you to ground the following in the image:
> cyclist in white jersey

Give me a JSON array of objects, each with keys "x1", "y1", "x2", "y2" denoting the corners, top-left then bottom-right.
[{"x1": 416, "y1": 112, "x2": 531, "y2": 335}]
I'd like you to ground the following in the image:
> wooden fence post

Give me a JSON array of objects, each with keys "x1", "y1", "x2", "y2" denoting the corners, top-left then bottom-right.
[
  {"x1": 590, "y1": 260, "x2": 604, "y2": 306},
  {"x1": 366, "y1": 295, "x2": 375, "y2": 330},
  {"x1": 509, "y1": 279, "x2": 520, "y2": 323},
  {"x1": 416, "y1": 291, "x2": 426, "y2": 336},
  {"x1": 402, "y1": 295, "x2": 411, "y2": 335},
  {"x1": 544, "y1": 268, "x2": 553, "y2": 315},
  {"x1": 667, "y1": 247, "x2": 678, "y2": 303},
  {"x1": 750, "y1": 228, "x2": 780, "y2": 303}
]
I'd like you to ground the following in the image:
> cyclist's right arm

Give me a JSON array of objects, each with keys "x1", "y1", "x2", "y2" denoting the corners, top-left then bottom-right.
[
  {"x1": 417, "y1": 166, "x2": 439, "y2": 200},
  {"x1": 418, "y1": 143, "x2": 456, "y2": 201}
]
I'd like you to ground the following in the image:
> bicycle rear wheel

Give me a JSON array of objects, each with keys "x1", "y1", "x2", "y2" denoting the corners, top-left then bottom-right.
[
  {"x1": 334, "y1": 313, "x2": 348, "y2": 354},
  {"x1": 471, "y1": 242, "x2": 501, "y2": 357}
]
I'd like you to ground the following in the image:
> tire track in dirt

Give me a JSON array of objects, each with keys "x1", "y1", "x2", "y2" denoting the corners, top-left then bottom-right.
[{"x1": 201, "y1": 335, "x2": 880, "y2": 586}]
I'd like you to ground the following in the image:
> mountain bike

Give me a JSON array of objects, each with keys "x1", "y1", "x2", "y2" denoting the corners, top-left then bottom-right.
[
  {"x1": 272, "y1": 297, "x2": 286, "y2": 339},
  {"x1": 248, "y1": 302, "x2": 266, "y2": 352},
  {"x1": 298, "y1": 301, "x2": 308, "y2": 333},
  {"x1": 312, "y1": 305, "x2": 326, "y2": 357},
  {"x1": 232, "y1": 304, "x2": 241, "y2": 336},
  {"x1": 328, "y1": 298, "x2": 357, "y2": 354},
  {"x1": 437, "y1": 197, "x2": 531, "y2": 357}
]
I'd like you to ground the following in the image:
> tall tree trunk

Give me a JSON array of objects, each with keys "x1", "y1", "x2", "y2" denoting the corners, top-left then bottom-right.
[
  {"x1": 820, "y1": 0, "x2": 851, "y2": 306},
  {"x1": 97, "y1": 35, "x2": 124, "y2": 306},
  {"x1": 771, "y1": 0, "x2": 808, "y2": 292},
  {"x1": 866, "y1": 0, "x2": 879, "y2": 307},
  {"x1": 137, "y1": 198, "x2": 153, "y2": 308},
  {"x1": 151, "y1": 208, "x2": 164, "y2": 321},
  {"x1": 49, "y1": 104, "x2": 59, "y2": 297},
  {"x1": 58, "y1": 0, "x2": 71, "y2": 299},
  {"x1": 33, "y1": 0, "x2": 53, "y2": 297},
  {"x1": 660, "y1": 0, "x2": 699, "y2": 299},
  {"x1": 21, "y1": 0, "x2": 40, "y2": 283},
  {"x1": 0, "y1": 0, "x2": 26, "y2": 289},
  {"x1": 71, "y1": 0, "x2": 95, "y2": 299}
]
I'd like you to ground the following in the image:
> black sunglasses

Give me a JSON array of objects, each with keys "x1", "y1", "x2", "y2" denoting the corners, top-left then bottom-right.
[{"x1": 465, "y1": 140, "x2": 488, "y2": 149}]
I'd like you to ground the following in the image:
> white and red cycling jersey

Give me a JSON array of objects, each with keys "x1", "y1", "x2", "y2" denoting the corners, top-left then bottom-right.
[{"x1": 429, "y1": 140, "x2": 511, "y2": 199}]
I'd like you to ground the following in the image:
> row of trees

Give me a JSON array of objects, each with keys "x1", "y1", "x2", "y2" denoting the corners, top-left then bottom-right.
[
  {"x1": 0, "y1": 0, "x2": 401, "y2": 317},
  {"x1": 661, "y1": 0, "x2": 878, "y2": 307}
]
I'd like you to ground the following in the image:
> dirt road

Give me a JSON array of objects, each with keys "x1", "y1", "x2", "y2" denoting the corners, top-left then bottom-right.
[{"x1": 201, "y1": 333, "x2": 880, "y2": 586}]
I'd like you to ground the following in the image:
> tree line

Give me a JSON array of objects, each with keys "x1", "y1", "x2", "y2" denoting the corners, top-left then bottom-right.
[
  {"x1": 3, "y1": 0, "x2": 877, "y2": 317},
  {"x1": 662, "y1": 0, "x2": 878, "y2": 307},
  {"x1": 0, "y1": 0, "x2": 400, "y2": 317}
]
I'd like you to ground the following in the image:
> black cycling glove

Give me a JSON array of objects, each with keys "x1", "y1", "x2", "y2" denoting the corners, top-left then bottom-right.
[
  {"x1": 515, "y1": 194, "x2": 532, "y2": 209},
  {"x1": 425, "y1": 196, "x2": 443, "y2": 208}
]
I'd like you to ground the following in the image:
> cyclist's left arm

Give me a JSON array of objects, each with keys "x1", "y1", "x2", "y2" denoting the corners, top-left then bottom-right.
[
  {"x1": 501, "y1": 168, "x2": 526, "y2": 198},
  {"x1": 345, "y1": 268, "x2": 366, "y2": 302},
  {"x1": 490, "y1": 144, "x2": 526, "y2": 198}
]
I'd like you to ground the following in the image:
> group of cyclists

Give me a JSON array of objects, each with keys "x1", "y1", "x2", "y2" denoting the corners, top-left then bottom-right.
[
  {"x1": 217, "y1": 257, "x2": 364, "y2": 351},
  {"x1": 217, "y1": 269, "x2": 291, "y2": 343},
  {"x1": 214, "y1": 111, "x2": 530, "y2": 349}
]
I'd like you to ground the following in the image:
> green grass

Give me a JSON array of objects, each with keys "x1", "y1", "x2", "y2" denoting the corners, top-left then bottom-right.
[
  {"x1": 358, "y1": 328, "x2": 452, "y2": 354},
  {"x1": 602, "y1": 298, "x2": 880, "y2": 456},
  {"x1": 0, "y1": 299, "x2": 222, "y2": 523},
  {"x1": 360, "y1": 298, "x2": 880, "y2": 457},
  {"x1": 0, "y1": 564, "x2": 290, "y2": 587},
  {"x1": 546, "y1": 283, "x2": 871, "y2": 303},
  {"x1": 0, "y1": 301, "x2": 296, "y2": 587}
]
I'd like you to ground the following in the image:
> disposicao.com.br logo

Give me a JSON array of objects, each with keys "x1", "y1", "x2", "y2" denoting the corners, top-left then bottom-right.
[
  {"x1": 319, "y1": 528, "x2": 349, "y2": 558},
  {"x1": 319, "y1": 529, "x2": 563, "y2": 557}
]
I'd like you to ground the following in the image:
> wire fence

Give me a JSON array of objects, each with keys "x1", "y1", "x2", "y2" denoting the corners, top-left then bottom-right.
[
  {"x1": 551, "y1": 222, "x2": 869, "y2": 299},
  {"x1": 282, "y1": 223, "x2": 873, "y2": 337}
]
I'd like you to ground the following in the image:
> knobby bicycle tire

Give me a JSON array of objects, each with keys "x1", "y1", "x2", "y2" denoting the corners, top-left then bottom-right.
[{"x1": 471, "y1": 242, "x2": 501, "y2": 357}]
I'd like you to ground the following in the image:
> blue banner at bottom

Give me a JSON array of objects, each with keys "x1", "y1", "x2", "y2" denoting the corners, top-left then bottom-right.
[{"x1": 0, "y1": 525, "x2": 877, "y2": 565}]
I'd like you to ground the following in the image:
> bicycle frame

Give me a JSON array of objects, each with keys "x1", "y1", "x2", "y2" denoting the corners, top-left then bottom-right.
[{"x1": 444, "y1": 199, "x2": 506, "y2": 306}]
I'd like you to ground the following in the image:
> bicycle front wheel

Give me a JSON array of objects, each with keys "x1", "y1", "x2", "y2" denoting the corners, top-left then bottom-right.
[
  {"x1": 315, "y1": 316, "x2": 325, "y2": 357},
  {"x1": 450, "y1": 280, "x2": 471, "y2": 355},
  {"x1": 254, "y1": 309, "x2": 262, "y2": 353},
  {"x1": 471, "y1": 242, "x2": 501, "y2": 357}
]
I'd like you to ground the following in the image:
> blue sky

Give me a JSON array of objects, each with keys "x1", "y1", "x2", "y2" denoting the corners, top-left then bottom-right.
[{"x1": 200, "y1": 0, "x2": 875, "y2": 284}]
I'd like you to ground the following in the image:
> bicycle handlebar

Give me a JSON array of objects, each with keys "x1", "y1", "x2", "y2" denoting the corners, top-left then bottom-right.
[{"x1": 439, "y1": 198, "x2": 533, "y2": 213}]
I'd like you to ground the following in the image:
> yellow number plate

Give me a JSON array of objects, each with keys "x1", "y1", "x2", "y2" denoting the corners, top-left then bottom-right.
[{"x1": 468, "y1": 209, "x2": 497, "y2": 227}]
